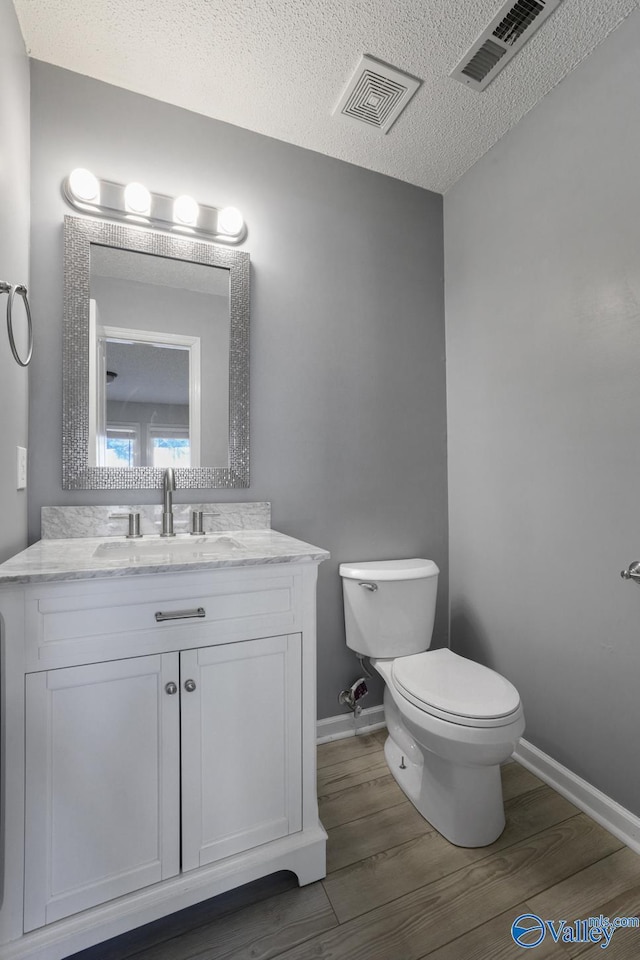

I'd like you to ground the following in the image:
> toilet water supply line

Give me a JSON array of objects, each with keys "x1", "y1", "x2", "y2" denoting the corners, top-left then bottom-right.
[
  {"x1": 338, "y1": 677, "x2": 369, "y2": 716},
  {"x1": 338, "y1": 652, "x2": 374, "y2": 714}
]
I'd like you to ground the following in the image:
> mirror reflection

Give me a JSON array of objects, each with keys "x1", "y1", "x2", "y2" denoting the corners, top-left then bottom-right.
[
  {"x1": 100, "y1": 338, "x2": 191, "y2": 468},
  {"x1": 89, "y1": 246, "x2": 230, "y2": 469},
  {"x1": 62, "y1": 215, "x2": 250, "y2": 490}
]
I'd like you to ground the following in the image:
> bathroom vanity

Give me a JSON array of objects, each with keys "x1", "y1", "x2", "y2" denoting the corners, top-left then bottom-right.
[{"x1": 0, "y1": 523, "x2": 328, "y2": 960}]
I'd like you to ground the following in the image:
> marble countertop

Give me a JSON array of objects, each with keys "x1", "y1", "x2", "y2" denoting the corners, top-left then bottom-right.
[{"x1": 0, "y1": 530, "x2": 330, "y2": 585}]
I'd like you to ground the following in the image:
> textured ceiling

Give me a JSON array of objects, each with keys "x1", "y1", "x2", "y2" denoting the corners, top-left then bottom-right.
[
  {"x1": 92, "y1": 246, "x2": 230, "y2": 297},
  {"x1": 13, "y1": 0, "x2": 640, "y2": 193}
]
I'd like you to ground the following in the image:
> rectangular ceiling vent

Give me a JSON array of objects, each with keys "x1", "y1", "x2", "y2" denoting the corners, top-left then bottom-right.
[
  {"x1": 451, "y1": 0, "x2": 563, "y2": 92},
  {"x1": 333, "y1": 55, "x2": 422, "y2": 134}
]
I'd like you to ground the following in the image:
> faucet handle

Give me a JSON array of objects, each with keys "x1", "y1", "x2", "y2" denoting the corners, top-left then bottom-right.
[
  {"x1": 109, "y1": 512, "x2": 142, "y2": 538},
  {"x1": 190, "y1": 510, "x2": 221, "y2": 535}
]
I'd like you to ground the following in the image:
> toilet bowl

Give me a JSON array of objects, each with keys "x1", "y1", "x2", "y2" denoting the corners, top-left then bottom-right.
[{"x1": 339, "y1": 559, "x2": 525, "y2": 847}]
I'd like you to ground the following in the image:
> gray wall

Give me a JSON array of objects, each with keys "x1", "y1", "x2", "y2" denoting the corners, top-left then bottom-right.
[
  {"x1": 0, "y1": 0, "x2": 30, "y2": 564},
  {"x1": 445, "y1": 9, "x2": 640, "y2": 814},
  {"x1": 29, "y1": 62, "x2": 447, "y2": 719}
]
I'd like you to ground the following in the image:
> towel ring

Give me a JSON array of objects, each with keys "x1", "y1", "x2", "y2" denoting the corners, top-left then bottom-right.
[{"x1": 0, "y1": 281, "x2": 33, "y2": 367}]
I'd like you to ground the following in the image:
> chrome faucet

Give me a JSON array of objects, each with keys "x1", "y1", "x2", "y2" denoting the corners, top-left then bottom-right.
[{"x1": 160, "y1": 468, "x2": 176, "y2": 537}]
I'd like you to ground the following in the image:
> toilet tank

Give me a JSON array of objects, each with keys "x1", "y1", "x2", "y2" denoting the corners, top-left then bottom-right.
[{"x1": 340, "y1": 559, "x2": 439, "y2": 658}]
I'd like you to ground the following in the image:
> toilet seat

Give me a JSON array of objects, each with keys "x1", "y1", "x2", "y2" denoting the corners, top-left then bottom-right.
[{"x1": 391, "y1": 649, "x2": 522, "y2": 729}]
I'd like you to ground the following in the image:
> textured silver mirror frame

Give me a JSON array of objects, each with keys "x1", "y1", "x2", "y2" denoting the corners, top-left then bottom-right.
[{"x1": 63, "y1": 216, "x2": 250, "y2": 490}]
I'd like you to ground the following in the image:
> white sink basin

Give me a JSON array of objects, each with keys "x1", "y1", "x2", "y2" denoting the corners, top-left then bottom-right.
[{"x1": 93, "y1": 535, "x2": 243, "y2": 562}]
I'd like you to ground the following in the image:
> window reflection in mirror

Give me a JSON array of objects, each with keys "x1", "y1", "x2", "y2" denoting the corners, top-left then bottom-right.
[{"x1": 88, "y1": 245, "x2": 230, "y2": 469}]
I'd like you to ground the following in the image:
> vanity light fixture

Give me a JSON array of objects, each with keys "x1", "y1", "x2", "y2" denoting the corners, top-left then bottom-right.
[
  {"x1": 173, "y1": 194, "x2": 199, "y2": 227},
  {"x1": 124, "y1": 182, "x2": 152, "y2": 218},
  {"x1": 217, "y1": 206, "x2": 244, "y2": 237},
  {"x1": 68, "y1": 168, "x2": 101, "y2": 204},
  {"x1": 62, "y1": 170, "x2": 247, "y2": 245}
]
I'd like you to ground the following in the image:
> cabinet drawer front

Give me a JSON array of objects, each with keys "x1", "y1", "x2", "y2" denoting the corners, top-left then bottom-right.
[{"x1": 25, "y1": 568, "x2": 302, "y2": 668}]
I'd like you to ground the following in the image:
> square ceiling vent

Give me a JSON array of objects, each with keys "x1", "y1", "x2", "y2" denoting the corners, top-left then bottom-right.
[{"x1": 333, "y1": 55, "x2": 422, "y2": 134}]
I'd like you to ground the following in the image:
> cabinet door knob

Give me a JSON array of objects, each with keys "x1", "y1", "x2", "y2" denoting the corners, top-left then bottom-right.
[
  {"x1": 165, "y1": 682, "x2": 178, "y2": 695},
  {"x1": 184, "y1": 679, "x2": 197, "y2": 693}
]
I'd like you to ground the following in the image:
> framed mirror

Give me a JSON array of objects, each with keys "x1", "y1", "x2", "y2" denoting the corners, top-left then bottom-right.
[{"x1": 63, "y1": 216, "x2": 250, "y2": 489}]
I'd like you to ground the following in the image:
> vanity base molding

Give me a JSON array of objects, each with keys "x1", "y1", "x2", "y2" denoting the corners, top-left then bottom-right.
[{"x1": 2, "y1": 827, "x2": 327, "y2": 960}]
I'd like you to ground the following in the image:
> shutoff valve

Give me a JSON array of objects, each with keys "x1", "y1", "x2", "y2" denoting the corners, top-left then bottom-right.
[{"x1": 338, "y1": 677, "x2": 368, "y2": 717}]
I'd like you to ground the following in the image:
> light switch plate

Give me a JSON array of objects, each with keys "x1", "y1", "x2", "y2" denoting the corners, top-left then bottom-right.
[{"x1": 17, "y1": 446, "x2": 27, "y2": 490}]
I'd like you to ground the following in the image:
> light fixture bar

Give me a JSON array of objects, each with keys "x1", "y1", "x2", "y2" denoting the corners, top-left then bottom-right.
[{"x1": 63, "y1": 172, "x2": 246, "y2": 245}]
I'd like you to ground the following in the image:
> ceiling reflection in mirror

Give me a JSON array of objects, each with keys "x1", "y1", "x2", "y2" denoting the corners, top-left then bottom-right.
[{"x1": 63, "y1": 216, "x2": 250, "y2": 489}]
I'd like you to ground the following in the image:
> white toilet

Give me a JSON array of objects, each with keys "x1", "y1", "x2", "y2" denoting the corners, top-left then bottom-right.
[{"x1": 339, "y1": 558, "x2": 525, "y2": 847}]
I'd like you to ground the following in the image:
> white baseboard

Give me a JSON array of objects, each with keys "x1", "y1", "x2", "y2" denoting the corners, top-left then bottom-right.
[
  {"x1": 514, "y1": 739, "x2": 640, "y2": 855},
  {"x1": 316, "y1": 705, "x2": 386, "y2": 744}
]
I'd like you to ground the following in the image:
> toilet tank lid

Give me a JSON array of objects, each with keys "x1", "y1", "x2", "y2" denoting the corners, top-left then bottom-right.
[{"x1": 339, "y1": 559, "x2": 439, "y2": 581}]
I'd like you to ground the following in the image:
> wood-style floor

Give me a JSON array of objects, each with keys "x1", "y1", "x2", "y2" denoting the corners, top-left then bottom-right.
[{"x1": 72, "y1": 731, "x2": 640, "y2": 960}]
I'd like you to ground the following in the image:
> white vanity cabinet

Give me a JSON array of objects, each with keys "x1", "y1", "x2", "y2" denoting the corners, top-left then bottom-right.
[
  {"x1": 180, "y1": 635, "x2": 302, "y2": 871},
  {"x1": 24, "y1": 635, "x2": 302, "y2": 931},
  {"x1": 24, "y1": 654, "x2": 182, "y2": 931},
  {"x1": 0, "y1": 542, "x2": 327, "y2": 960}
]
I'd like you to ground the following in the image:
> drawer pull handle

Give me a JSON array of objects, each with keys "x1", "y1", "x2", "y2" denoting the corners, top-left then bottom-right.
[{"x1": 155, "y1": 607, "x2": 206, "y2": 623}]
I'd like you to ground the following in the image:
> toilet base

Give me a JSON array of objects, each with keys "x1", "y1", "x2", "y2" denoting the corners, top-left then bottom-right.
[{"x1": 382, "y1": 733, "x2": 506, "y2": 848}]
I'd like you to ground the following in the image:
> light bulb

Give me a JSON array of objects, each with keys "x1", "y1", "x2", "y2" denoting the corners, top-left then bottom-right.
[
  {"x1": 124, "y1": 182, "x2": 151, "y2": 216},
  {"x1": 68, "y1": 168, "x2": 100, "y2": 204},
  {"x1": 173, "y1": 195, "x2": 199, "y2": 226},
  {"x1": 217, "y1": 206, "x2": 244, "y2": 236}
]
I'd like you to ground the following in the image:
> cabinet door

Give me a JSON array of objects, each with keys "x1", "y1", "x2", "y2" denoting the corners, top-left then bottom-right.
[
  {"x1": 181, "y1": 635, "x2": 302, "y2": 871},
  {"x1": 24, "y1": 654, "x2": 180, "y2": 931}
]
